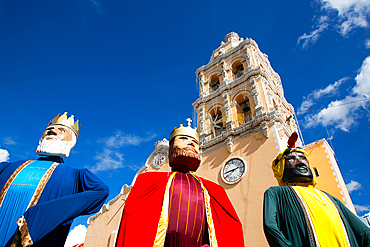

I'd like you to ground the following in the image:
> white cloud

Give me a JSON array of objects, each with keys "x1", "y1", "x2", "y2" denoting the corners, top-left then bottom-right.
[
  {"x1": 346, "y1": 180, "x2": 362, "y2": 193},
  {"x1": 303, "y1": 56, "x2": 370, "y2": 131},
  {"x1": 298, "y1": 0, "x2": 370, "y2": 48},
  {"x1": 365, "y1": 39, "x2": 370, "y2": 48},
  {"x1": 89, "y1": 0, "x2": 104, "y2": 15},
  {"x1": 91, "y1": 148, "x2": 125, "y2": 172},
  {"x1": 359, "y1": 211, "x2": 370, "y2": 226},
  {"x1": 299, "y1": 98, "x2": 315, "y2": 113},
  {"x1": 297, "y1": 16, "x2": 329, "y2": 49},
  {"x1": 98, "y1": 131, "x2": 157, "y2": 148},
  {"x1": 324, "y1": 0, "x2": 369, "y2": 36},
  {"x1": 355, "y1": 205, "x2": 370, "y2": 213},
  {"x1": 2, "y1": 137, "x2": 16, "y2": 145},
  {"x1": 321, "y1": 0, "x2": 369, "y2": 14},
  {"x1": 90, "y1": 131, "x2": 155, "y2": 172},
  {"x1": 0, "y1": 149, "x2": 9, "y2": 162},
  {"x1": 299, "y1": 78, "x2": 347, "y2": 112},
  {"x1": 313, "y1": 77, "x2": 347, "y2": 98},
  {"x1": 353, "y1": 56, "x2": 370, "y2": 97},
  {"x1": 338, "y1": 12, "x2": 368, "y2": 36},
  {"x1": 64, "y1": 224, "x2": 87, "y2": 247},
  {"x1": 91, "y1": 148, "x2": 141, "y2": 172},
  {"x1": 304, "y1": 96, "x2": 357, "y2": 131}
]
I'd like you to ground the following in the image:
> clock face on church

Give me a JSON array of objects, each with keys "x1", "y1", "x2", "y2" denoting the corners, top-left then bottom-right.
[{"x1": 221, "y1": 157, "x2": 246, "y2": 184}]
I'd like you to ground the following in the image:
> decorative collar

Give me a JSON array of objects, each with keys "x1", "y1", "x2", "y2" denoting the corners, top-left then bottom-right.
[{"x1": 37, "y1": 156, "x2": 64, "y2": 163}]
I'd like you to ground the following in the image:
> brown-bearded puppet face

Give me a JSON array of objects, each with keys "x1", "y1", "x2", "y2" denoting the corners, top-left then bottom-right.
[{"x1": 169, "y1": 135, "x2": 201, "y2": 173}]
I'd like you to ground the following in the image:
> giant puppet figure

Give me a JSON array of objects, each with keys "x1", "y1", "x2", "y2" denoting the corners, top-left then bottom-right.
[
  {"x1": 263, "y1": 132, "x2": 370, "y2": 247},
  {"x1": 115, "y1": 121, "x2": 245, "y2": 247},
  {"x1": 0, "y1": 112, "x2": 109, "y2": 247}
]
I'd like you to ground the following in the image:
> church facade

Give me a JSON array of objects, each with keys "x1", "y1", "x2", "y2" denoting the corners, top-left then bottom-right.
[{"x1": 84, "y1": 32, "x2": 355, "y2": 247}]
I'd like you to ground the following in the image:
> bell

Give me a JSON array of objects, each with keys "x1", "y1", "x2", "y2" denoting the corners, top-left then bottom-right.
[
  {"x1": 212, "y1": 84, "x2": 219, "y2": 91},
  {"x1": 212, "y1": 80, "x2": 220, "y2": 91},
  {"x1": 243, "y1": 104, "x2": 250, "y2": 112}
]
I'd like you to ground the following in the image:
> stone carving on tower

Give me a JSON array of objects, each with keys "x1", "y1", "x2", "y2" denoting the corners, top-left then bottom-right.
[
  {"x1": 145, "y1": 139, "x2": 169, "y2": 169},
  {"x1": 193, "y1": 32, "x2": 301, "y2": 152}
]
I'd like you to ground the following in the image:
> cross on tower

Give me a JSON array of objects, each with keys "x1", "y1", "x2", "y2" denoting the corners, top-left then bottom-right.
[{"x1": 186, "y1": 118, "x2": 192, "y2": 127}]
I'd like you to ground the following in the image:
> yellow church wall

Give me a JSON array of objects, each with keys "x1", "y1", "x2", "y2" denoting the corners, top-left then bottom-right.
[
  {"x1": 84, "y1": 186, "x2": 131, "y2": 247},
  {"x1": 303, "y1": 139, "x2": 355, "y2": 213},
  {"x1": 195, "y1": 127, "x2": 280, "y2": 246}
]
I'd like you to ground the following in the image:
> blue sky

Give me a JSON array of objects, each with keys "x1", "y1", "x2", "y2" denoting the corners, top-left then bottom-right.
[{"x1": 1, "y1": 0, "x2": 370, "y2": 244}]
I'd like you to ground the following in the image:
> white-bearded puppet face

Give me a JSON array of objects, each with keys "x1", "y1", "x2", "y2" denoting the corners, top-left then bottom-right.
[{"x1": 36, "y1": 124, "x2": 77, "y2": 158}]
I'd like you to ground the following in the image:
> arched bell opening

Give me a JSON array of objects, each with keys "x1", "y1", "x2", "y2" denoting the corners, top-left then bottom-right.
[
  {"x1": 232, "y1": 60, "x2": 245, "y2": 80},
  {"x1": 234, "y1": 93, "x2": 252, "y2": 126},
  {"x1": 209, "y1": 74, "x2": 220, "y2": 92},
  {"x1": 204, "y1": 106, "x2": 225, "y2": 140}
]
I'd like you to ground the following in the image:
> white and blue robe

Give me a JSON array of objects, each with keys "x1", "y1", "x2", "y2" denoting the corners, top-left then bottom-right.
[{"x1": 0, "y1": 156, "x2": 109, "y2": 247}]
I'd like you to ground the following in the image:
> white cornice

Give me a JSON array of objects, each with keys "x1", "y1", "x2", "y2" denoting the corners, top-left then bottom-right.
[
  {"x1": 200, "y1": 110, "x2": 280, "y2": 150},
  {"x1": 196, "y1": 38, "x2": 260, "y2": 76},
  {"x1": 193, "y1": 67, "x2": 269, "y2": 109}
]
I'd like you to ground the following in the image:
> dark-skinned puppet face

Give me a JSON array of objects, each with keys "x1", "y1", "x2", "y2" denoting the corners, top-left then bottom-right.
[
  {"x1": 282, "y1": 151, "x2": 313, "y2": 183},
  {"x1": 272, "y1": 148, "x2": 318, "y2": 187},
  {"x1": 168, "y1": 122, "x2": 201, "y2": 172}
]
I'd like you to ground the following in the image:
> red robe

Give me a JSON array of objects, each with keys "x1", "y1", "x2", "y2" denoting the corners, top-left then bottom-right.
[{"x1": 115, "y1": 172, "x2": 245, "y2": 247}]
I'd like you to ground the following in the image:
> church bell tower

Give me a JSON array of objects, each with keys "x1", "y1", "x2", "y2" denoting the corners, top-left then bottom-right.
[
  {"x1": 194, "y1": 32, "x2": 299, "y2": 152},
  {"x1": 192, "y1": 32, "x2": 354, "y2": 246}
]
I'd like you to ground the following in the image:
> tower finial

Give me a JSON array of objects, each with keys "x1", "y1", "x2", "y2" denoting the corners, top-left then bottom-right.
[
  {"x1": 169, "y1": 119, "x2": 199, "y2": 143},
  {"x1": 186, "y1": 118, "x2": 192, "y2": 127}
]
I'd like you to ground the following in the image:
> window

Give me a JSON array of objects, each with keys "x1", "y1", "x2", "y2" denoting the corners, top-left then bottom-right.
[
  {"x1": 205, "y1": 107, "x2": 224, "y2": 139},
  {"x1": 210, "y1": 74, "x2": 220, "y2": 92},
  {"x1": 232, "y1": 61, "x2": 245, "y2": 80},
  {"x1": 235, "y1": 64, "x2": 244, "y2": 78},
  {"x1": 234, "y1": 93, "x2": 252, "y2": 125}
]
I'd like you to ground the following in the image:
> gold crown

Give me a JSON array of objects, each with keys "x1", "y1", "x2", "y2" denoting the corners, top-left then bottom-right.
[
  {"x1": 169, "y1": 121, "x2": 199, "y2": 143},
  {"x1": 48, "y1": 112, "x2": 80, "y2": 136}
]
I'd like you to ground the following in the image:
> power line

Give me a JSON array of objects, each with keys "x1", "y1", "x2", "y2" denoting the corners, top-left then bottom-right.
[
  {"x1": 3, "y1": 57, "x2": 369, "y2": 144},
  {"x1": 9, "y1": 97, "x2": 369, "y2": 144},
  {"x1": 83, "y1": 99, "x2": 193, "y2": 127},
  {"x1": 281, "y1": 57, "x2": 367, "y2": 79},
  {"x1": 296, "y1": 97, "x2": 370, "y2": 114},
  {"x1": 321, "y1": 112, "x2": 339, "y2": 162},
  {"x1": 3, "y1": 99, "x2": 193, "y2": 143}
]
